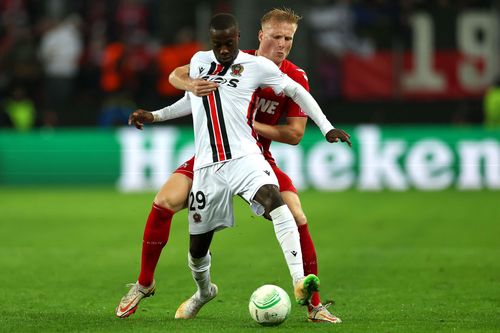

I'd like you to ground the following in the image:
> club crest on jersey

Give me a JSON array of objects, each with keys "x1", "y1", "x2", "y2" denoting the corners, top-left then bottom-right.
[
  {"x1": 230, "y1": 64, "x2": 244, "y2": 77},
  {"x1": 193, "y1": 213, "x2": 202, "y2": 223}
]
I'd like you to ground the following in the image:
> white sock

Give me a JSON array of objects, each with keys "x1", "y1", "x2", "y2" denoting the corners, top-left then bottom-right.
[
  {"x1": 188, "y1": 252, "x2": 212, "y2": 299},
  {"x1": 269, "y1": 205, "x2": 304, "y2": 284}
]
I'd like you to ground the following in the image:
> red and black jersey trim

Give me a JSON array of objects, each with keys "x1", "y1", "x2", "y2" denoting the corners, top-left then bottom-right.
[
  {"x1": 214, "y1": 89, "x2": 231, "y2": 158},
  {"x1": 207, "y1": 62, "x2": 231, "y2": 76},
  {"x1": 202, "y1": 89, "x2": 232, "y2": 163},
  {"x1": 202, "y1": 97, "x2": 218, "y2": 162}
]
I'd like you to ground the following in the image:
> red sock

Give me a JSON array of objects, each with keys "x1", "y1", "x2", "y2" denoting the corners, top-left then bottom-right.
[
  {"x1": 138, "y1": 203, "x2": 174, "y2": 287},
  {"x1": 298, "y1": 224, "x2": 321, "y2": 307}
]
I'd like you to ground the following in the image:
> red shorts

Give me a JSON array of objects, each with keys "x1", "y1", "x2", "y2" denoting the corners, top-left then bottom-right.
[
  {"x1": 173, "y1": 156, "x2": 195, "y2": 178},
  {"x1": 174, "y1": 155, "x2": 297, "y2": 194}
]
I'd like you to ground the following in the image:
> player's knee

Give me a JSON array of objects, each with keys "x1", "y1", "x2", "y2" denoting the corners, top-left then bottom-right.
[
  {"x1": 189, "y1": 232, "x2": 213, "y2": 259},
  {"x1": 254, "y1": 184, "x2": 284, "y2": 213},
  {"x1": 189, "y1": 247, "x2": 208, "y2": 259},
  {"x1": 154, "y1": 193, "x2": 186, "y2": 212}
]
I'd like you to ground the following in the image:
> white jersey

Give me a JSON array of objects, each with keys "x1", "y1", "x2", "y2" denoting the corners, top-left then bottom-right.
[{"x1": 188, "y1": 50, "x2": 292, "y2": 170}]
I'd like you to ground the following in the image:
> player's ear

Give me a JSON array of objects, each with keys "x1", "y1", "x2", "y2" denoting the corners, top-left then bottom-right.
[{"x1": 258, "y1": 29, "x2": 263, "y2": 42}]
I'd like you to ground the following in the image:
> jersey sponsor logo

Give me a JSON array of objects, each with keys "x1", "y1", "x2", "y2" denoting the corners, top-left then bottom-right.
[
  {"x1": 230, "y1": 64, "x2": 244, "y2": 77},
  {"x1": 203, "y1": 62, "x2": 239, "y2": 87},
  {"x1": 202, "y1": 89, "x2": 232, "y2": 163},
  {"x1": 201, "y1": 75, "x2": 239, "y2": 88},
  {"x1": 255, "y1": 97, "x2": 279, "y2": 114}
]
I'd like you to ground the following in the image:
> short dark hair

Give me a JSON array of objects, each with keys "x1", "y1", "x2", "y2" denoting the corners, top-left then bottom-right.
[{"x1": 209, "y1": 13, "x2": 238, "y2": 31}]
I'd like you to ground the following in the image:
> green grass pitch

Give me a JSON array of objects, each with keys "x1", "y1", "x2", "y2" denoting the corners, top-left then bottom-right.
[{"x1": 0, "y1": 187, "x2": 499, "y2": 333}]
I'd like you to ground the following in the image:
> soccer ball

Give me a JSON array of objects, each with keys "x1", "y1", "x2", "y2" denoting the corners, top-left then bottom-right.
[{"x1": 248, "y1": 284, "x2": 291, "y2": 326}]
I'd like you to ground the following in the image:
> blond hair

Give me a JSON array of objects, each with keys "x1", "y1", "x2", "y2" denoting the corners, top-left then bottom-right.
[{"x1": 260, "y1": 8, "x2": 302, "y2": 26}]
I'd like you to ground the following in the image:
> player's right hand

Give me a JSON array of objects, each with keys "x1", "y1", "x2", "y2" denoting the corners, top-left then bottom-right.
[
  {"x1": 189, "y1": 79, "x2": 219, "y2": 97},
  {"x1": 128, "y1": 109, "x2": 154, "y2": 130}
]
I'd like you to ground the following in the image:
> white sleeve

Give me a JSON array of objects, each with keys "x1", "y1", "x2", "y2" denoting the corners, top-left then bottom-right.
[
  {"x1": 189, "y1": 51, "x2": 205, "y2": 78},
  {"x1": 255, "y1": 56, "x2": 289, "y2": 94},
  {"x1": 151, "y1": 94, "x2": 192, "y2": 122},
  {"x1": 282, "y1": 76, "x2": 334, "y2": 136}
]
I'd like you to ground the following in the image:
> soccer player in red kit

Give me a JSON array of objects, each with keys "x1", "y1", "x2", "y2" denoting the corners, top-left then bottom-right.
[{"x1": 117, "y1": 8, "x2": 348, "y2": 323}]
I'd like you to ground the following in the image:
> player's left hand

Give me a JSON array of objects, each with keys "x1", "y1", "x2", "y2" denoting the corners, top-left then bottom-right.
[
  {"x1": 325, "y1": 128, "x2": 352, "y2": 147},
  {"x1": 128, "y1": 109, "x2": 154, "y2": 130}
]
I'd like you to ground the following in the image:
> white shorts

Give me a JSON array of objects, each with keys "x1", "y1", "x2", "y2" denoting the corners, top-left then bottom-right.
[{"x1": 188, "y1": 153, "x2": 278, "y2": 235}]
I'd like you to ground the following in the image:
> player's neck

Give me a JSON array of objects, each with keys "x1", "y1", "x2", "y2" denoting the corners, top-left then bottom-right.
[{"x1": 255, "y1": 49, "x2": 283, "y2": 68}]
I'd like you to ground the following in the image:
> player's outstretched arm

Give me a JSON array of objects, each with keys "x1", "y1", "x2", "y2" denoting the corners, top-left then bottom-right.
[
  {"x1": 282, "y1": 78, "x2": 351, "y2": 147},
  {"x1": 128, "y1": 95, "x2": 192, "y2": 130},
  {"x1": 169, "y1": 65, "x2": 219, "y2": 96},
  {"x1": 254, "y1": 117, "x2": 307, "y2": 145}
]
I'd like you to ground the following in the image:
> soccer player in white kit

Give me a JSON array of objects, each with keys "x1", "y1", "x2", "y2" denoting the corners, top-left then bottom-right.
[{"x1": 169, "y1": 13, "x2": 350, "y2": 319}]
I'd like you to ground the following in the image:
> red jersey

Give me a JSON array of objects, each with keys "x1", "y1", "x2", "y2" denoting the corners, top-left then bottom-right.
[{"x1": 243, "y1": 50, "x2": 309, "y2": 163}]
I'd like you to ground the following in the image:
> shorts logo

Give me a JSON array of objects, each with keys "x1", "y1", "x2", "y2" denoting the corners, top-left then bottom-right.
[
  {"x1": 264, "y1": 170, "x2": 270, "y2": 176},
  {"x1": 230, "y1": 64, "x2": 244, "y2": 77},
  {"x1": 291, "y1": 251, "x2": 297, "y2": 257},
  {"x1": 193, "y1": 213, "x2": 202, "y2": 223}
]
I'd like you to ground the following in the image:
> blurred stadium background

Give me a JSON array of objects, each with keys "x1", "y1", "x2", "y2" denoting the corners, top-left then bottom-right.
[{"x1": 1, "y1": 0, "x2": 499, "y2": 190}]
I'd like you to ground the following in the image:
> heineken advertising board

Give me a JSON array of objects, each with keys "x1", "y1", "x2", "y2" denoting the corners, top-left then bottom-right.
[{"x1": 1, "y1": 126, "x2": 499, "y2": 191}]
